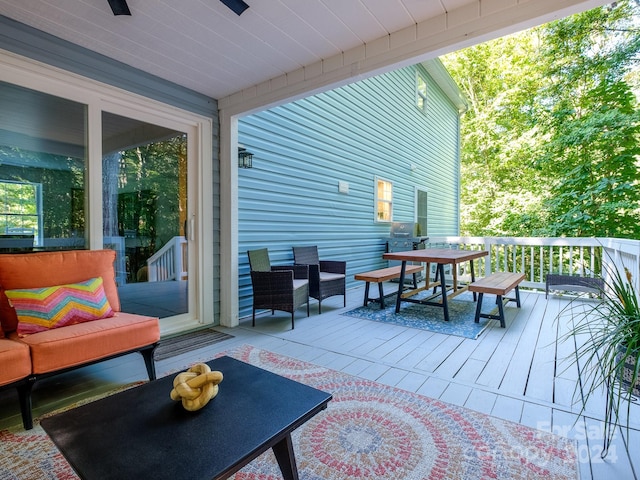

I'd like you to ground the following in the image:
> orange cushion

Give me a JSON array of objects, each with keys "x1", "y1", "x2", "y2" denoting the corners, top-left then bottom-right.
[
  {"x1": 0, "y1": 338, "x2": 31, "y2": 386},
  {"x1": 0, "y1": 250, "x2": 121, "y2": 334},
  {"x1": 11, "y1": 312, "x2": 160, "y2": 374}
]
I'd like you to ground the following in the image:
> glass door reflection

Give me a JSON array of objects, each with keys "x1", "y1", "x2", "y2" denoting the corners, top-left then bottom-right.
[{"x1": 102, "y1": 112, "x2": 189, "y2": 318}]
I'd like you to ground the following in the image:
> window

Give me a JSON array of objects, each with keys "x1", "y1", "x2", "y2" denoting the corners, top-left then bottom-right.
[
  {"x1": 375, "y1": 177, "x2": 393, "y2": 222},
  {"x1": 416, "y1": 72, "x2": 427, "y2": 112},
  {"x1": 415, "y1": 188, "x2": 428, "y2": 236},
  {"x1": 0, "y1": 180, "x2": 42, "y2": 248}
]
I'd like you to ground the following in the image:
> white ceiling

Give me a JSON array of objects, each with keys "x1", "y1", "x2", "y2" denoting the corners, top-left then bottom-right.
[{"x1": 0, "y1": 0, "x2": 607, "y2": 103}]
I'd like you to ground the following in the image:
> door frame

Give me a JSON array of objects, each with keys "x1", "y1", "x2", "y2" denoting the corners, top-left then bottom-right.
[{"x1": 0, "y1": 51, "x2": 214, "y2": 335}]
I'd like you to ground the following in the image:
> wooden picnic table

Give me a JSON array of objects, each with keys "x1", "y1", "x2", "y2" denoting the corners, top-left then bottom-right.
[{"x1": 383, "y1": 248, "x2": 488, "y2": 322}]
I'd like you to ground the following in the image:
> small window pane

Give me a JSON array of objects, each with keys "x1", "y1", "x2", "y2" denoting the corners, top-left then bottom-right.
[
  {"x1": 417, "y1": 76, "x2": 427, "y2": 96},
  {"x1": 416, "y1": 189, "x2": 428, "y2": 236},
  {"x1": 377, "y1": 201, "x2": 392, "y2": 221},
  {"x1": 376, "y1": 178, "x2": 392, "y2": 222},
  {"x1": 416, "y1": 73, "x2": 427, "y2": 112},
  {"x1": 377, "y1": 179, "x2": 392, "y2": 201}
]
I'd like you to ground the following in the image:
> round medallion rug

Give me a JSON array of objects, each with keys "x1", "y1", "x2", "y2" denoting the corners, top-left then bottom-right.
[
  {"x1": 227, "y1": 346, "x2": 578, "y2": 480},
  {"x1": 0, "y1": 346, "x2": 578, "y2": 480}
]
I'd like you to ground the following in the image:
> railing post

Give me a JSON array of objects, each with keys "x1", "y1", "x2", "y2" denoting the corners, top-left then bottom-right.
[{"x1": 174, "y1": 237, "x2": 182, "y2": 282}]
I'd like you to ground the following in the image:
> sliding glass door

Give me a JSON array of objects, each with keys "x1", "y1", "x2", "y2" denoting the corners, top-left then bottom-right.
[
  {"x1": 0, "y1": 65, "x2": 211, "y2": 330},
  {"x1": 102, "y1": 112, "x2": 190, "y2": 318}
]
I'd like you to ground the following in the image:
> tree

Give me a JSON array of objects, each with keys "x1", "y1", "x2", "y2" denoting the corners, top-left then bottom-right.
[
  {"x1": 537, "y1": 1, "x2": 640, "y2": 237},
  {"x1": 442, "y1": 1, "x2": 640, "y2": 238},
  {"x1": 442, "y1": 30, "x2": 549, "y2": 236}
]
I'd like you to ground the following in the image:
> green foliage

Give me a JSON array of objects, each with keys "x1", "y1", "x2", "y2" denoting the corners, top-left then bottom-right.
[
  {"x1": 0, "y1": 146, "x2": 84, "y2": 238},
  {"x1": 117, "y1": 136, "x2": 187, "y2": 250},
  {"x1": 442, "y1": 31, "x2": 549, "y2": 236},
  {"x1": 442, "y1": 1, "x2": 640, "y2": 238}
]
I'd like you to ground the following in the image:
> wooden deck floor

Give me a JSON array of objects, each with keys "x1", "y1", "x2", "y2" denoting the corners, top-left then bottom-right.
[{"x1": 1, "y1": 285, "x2": 638, "y2": 479}]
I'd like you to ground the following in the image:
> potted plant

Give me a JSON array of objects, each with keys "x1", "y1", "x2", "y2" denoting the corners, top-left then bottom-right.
[{"x1": 559, "y1": 260, "x2": 640, "y2": 457}]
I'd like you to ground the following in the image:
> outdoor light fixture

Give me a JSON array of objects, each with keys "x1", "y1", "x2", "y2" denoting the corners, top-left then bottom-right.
[
  {"x1": 238, "y1": 147, "x2": 254, "y2": 168},
  {"x1": 220, "y1": 0, "x2": 250, "y2": 16}
]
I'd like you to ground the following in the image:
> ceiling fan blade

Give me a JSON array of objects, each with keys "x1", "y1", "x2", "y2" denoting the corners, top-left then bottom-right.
[
  {"x1": 220, "y1": 0, "x2": 249, "y2": 16},
  {"x1": 108, "y1": 0, "x2": 131, "y2": 16}
]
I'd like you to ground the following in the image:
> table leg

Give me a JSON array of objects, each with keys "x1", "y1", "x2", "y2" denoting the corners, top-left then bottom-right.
[
  {"x1": 430, "y1": 262, "x2": 439, "y2": 294},
  {"x1": 363, "y1": 282, "x2": 370, "y2": 307},
  {"x1": 470, "y1": 258, "x2": 477, "y2": 301},
  {"x1": 453, "y1": 264, "x2": 458, "y2": 292},
  {"x1": 438, "y1": 263, "x2": 450, "y2": 322},
  {"x1": 394, "y1": 261, "x2": 407, "y2": 313},
  {"x1": 474, "y1": 292, "x2": 484, "y2": 323},
  {"x1": 272, "y1": 433, "x2": 299, "y2": 480},
  {"x1": 497, "y1": 295, "x2": 506, "y2": 328},
  {"x1": 425, "y1": 262, "x2": 431, "y2": 289}
]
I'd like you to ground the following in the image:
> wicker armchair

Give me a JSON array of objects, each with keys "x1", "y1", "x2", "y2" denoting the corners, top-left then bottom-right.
[
  {"x1": 247, "y1": 248, "x2": 309, "y2": 329},
  {"x1": 292, "y1": 245, "x2": 346, "y2": 313}
]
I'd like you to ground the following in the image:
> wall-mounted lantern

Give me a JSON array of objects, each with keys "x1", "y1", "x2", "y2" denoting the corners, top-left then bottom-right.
[{"x1": 238, "y1": 147, "x2": 254, "y2": 169}]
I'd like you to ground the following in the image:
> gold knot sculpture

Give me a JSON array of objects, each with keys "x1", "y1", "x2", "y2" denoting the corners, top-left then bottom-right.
[{"x1": 170, "y1": 363, "x2": 223, "y2": 411}]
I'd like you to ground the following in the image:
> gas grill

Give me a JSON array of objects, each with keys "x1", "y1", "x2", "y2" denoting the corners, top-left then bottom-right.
[{"x1": 384, "y1": 222, "x2": 428, "y2": 283}]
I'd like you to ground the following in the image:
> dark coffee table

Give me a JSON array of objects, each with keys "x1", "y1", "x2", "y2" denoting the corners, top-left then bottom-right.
[{"x1": 41, "y1": 356, "x2": 332, "y2": 480}]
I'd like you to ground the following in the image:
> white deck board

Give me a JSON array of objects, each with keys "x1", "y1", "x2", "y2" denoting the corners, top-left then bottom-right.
[
  {"x1": 416, "y1": 376, "x2": 451, "y2": 398},
  {"x1": 466, "y1": 388, "x2": 498, "y2": 415},
  {"x1": 490, "y1": 394, "x2": 523, "y2": 421},
  {"x1": 440, "y1": 382, "x2": 473, "y2": 407}
]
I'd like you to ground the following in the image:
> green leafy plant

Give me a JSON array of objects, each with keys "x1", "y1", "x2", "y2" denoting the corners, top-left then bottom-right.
[{"x1": 560, "y1": 260, "x2": 640, "y2": 457}]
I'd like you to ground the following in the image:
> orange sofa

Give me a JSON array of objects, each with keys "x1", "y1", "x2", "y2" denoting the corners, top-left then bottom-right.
[{"x1": 0, "y1": 249, "x2": 160, "y2": 429}]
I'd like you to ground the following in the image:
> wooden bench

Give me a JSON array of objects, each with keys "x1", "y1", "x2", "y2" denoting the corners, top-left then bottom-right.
[
  {"x1": 468, "y1": 272, "x2": 525, "y2": 327},
  {"x1": 354, "y1": 265, "x2": 423, "y2": 309}
]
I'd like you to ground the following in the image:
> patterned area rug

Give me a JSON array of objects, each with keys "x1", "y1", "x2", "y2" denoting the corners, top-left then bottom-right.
[
  {"x1": 0, "y1": 345, "x2": 578, "y2": 480},
  {"x1": 343, "y1": 291, "x2": 502, "y2": 339},
  {"x1": 0, "y1": 383, "x2": 142, "y2": 480}
]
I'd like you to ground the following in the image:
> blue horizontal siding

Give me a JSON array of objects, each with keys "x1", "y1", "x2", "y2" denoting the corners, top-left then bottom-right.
[{"x1": 238, "y1": 64, "x2": 461, "y2": 317}]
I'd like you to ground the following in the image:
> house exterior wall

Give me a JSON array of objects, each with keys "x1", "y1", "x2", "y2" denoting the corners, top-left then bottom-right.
[{"x1": 238, "y1": 63, "x2": 462, "y2": 317}]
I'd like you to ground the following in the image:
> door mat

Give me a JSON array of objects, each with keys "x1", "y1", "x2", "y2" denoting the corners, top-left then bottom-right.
[
  {"x1": 154, "y1": 328, "x2": 234, "y2": 360},
  {"x1": 342, "y1": 291, "x2": 510, "y2": 339}
]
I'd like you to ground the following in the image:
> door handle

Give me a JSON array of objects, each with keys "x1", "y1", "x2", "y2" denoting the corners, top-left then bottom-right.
[{"x1": 189, "y1": 216, "x2": 195, "y2": 241}]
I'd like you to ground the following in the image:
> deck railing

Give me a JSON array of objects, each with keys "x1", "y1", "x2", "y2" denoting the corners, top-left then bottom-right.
[
  {"x1": 146, "y1": 236, "x2": 188, "y2": 282},
  {"x1": 425, "y1": 236, "x2": 640, "y2": 293}
]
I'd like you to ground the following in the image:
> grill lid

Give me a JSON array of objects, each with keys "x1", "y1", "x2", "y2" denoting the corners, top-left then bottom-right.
[{"x1": 390, "y1": 222, "x2": 415, "y2": 237}]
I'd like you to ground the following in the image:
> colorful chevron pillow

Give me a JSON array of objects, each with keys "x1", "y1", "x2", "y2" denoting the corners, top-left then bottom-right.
[{"x1": 6, "y1": 277, "x2": 114, "y2": 337}]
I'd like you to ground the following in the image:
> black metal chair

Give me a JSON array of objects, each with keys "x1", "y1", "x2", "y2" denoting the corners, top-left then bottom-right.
[
  {"x1": 292, "y1": 245, "x2": 346, "y2": 313},
  {"x1": 247, "y1": 248, "x2": 309, "y2": 329}
]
